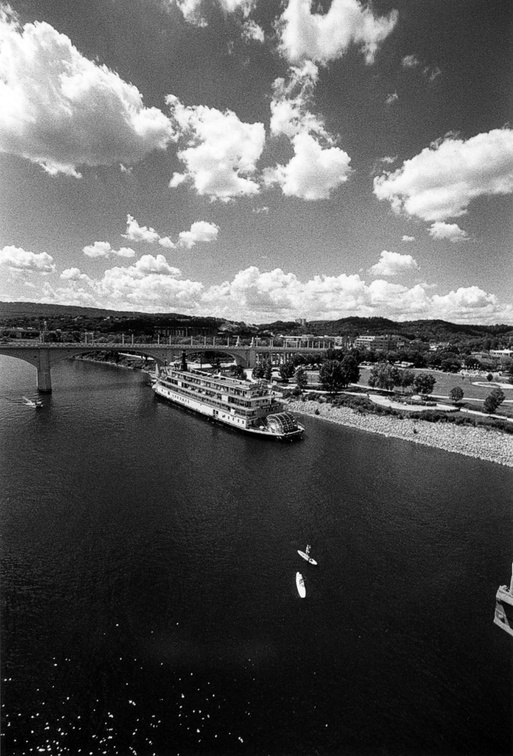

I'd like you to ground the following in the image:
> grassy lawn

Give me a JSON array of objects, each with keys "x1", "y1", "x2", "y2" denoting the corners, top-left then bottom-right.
[{"x1": 358, "y1": 367, "x2": 513, "y2": 418}]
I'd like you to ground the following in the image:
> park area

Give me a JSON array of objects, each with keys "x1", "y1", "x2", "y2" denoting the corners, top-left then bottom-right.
[{"x1": 357, "y1": 367, "x2": 513, "y2": 419}]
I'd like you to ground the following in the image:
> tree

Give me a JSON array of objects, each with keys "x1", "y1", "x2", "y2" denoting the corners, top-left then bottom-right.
[
  {"x1": 279, "y1": 362, "x2": 295, "y2": 383},
  {"x1": 413, "y1": 373, "x2": 436, "y2": 396},
  {"x1": 319, "y1": 360, "x2": 346, "y2": 393},
  {"x1": 340, "y1": 355, "x2": 360, "y2": 386},
  {"x1": 252, "y1": 364, "x2": 264, "y2": 379},
  {"x1": 450, "y1": 386, "x2": 464, "y2": 404},
  {"x1": 490, "y1": 387, "x2": 505, "y2": 407},
  {"x1": 263, "y1": 359, "x2": 273, "y2": 381},
  {"x1": 484, "y1": 394, "x2": 499, "y2": 414},
  {"x1": 397, "y1": 369, "x2": 415, "y2": 393},
  {"x1": 368, "y1": 362, "x2": 401, "y2": 391},
  {"x1": 294, "y1": 366, "x2": 308, "y2": 393}
]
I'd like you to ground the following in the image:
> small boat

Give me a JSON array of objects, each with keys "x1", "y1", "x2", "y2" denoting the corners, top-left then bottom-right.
[
  {"x1": 22, "y1": 396, "x2": 43, "y2": 408},
  {"x1": 296, "y1": 571, "x2": 306, "y2": 598},
  {"x1": 494, "y1": 563, "x2": 513, "y2": 637},
  {"x1": 297, "y1": 544, "x2": 317, "y2": 565}
]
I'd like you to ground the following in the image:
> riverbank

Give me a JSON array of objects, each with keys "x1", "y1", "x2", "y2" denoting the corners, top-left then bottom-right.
[{"x1": 286, "y1": 399, "x2": 513, "y2": 468}]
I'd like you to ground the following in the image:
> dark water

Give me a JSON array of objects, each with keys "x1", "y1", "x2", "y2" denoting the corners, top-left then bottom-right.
[{"x1": 1, "y1": 356, "x2": 512, "y2": 756}]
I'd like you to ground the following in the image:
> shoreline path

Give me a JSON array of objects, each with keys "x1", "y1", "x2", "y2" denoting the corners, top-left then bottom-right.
[{"x1": 286, "y1": 399, "x2": 513, "y2": 468}]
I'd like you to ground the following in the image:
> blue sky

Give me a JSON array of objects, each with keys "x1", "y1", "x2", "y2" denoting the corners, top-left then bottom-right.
[{"x1": 0, "y1": 0, "x2": 512, "y2": 323}]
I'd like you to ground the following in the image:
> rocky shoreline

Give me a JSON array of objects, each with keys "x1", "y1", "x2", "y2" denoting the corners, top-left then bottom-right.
[{"x1": 286, "y1": 399, "x2": 513, "y2": 468}]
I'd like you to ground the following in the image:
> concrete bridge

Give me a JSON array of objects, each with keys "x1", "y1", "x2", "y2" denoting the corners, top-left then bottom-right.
[{"x1": 0, "y1": 340, "x2": 326, "y2": 392}]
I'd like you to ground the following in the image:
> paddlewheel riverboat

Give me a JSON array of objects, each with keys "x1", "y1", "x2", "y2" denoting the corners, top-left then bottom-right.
[{"x1": 152, "y1": 363, "x2": 304, "y2": 441}]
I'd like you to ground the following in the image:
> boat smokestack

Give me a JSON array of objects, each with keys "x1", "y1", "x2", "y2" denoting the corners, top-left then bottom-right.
[{"x1": 181, "y1": 351, "x2": 187, "y2": 372}]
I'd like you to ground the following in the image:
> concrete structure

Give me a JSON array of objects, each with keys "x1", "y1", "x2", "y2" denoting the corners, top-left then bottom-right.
[
  {"x1": 0, "y1": 340, "x2": 336, "y2": 393},
  {"x1": 354, "y1": 334, "x2": 396, "y2": 351}
]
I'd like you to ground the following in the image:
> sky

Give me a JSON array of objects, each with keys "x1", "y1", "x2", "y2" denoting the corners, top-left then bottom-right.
[{"x1": 0, "y1": 0, "x2": 512, "y2": 324}]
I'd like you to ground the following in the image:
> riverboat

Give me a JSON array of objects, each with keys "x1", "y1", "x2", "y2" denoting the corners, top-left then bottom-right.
[{"x1": 152, "y1": 364, "x2": 304, "y2": 440}]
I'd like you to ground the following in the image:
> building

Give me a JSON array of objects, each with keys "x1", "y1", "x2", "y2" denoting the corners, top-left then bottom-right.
[{"x1": 353, "y1": 334, "x2": 396, "y2": 351}]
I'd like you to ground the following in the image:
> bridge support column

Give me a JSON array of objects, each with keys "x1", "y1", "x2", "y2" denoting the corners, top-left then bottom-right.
[
  {"x1": 37, "y1": 349, "x2": 52, "y2": 393},
  {"x1": 246, "y1": 346, "x2": 257, "y2": 368}
]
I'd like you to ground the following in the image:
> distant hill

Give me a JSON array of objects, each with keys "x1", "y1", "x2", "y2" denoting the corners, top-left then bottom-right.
[
  {"x1": 303, "y1": 317, "x2": 513, "y2": 340},
  {"x1": 0, "y1": 301, "x2": 512, "y2": 341},
  {"x1": 0, "y1": 301, "x2": 166, "y2": 319}
]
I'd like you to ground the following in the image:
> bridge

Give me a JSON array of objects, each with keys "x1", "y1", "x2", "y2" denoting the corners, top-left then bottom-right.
[{"x1": 0, "y1": 340, "x2": 327, "y2": 392}]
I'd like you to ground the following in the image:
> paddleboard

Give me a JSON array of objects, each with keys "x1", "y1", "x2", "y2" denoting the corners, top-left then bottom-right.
[{"x1": 296, "y1": 571, "x2": 306, "y2": 598}]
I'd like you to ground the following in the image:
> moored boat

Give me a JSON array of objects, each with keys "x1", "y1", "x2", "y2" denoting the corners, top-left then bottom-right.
[
  {"x1": 152, "y1": 362, "x2": 304, "y2": 440},
  {"x1": 296, "y1": 572, "x2": 306, "y2": 598}
]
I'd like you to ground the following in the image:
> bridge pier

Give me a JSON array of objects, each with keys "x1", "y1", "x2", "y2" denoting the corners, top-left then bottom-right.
[{"x1": 37, "y1": 349, "x2": 52, "y2": 393}]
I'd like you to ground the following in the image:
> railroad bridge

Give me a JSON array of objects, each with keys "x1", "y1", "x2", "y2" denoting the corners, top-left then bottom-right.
[{"x1": 0, "y1": 341, "x2": 324, "y2": 392}]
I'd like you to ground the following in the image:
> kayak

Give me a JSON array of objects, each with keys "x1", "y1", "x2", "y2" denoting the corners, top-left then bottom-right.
[
  {"x1": 297, "y1": 549, "x2": 317, "y2": 565},
  {"x1": 296, "y1": 571, "x2": 306, "y2": 598}
]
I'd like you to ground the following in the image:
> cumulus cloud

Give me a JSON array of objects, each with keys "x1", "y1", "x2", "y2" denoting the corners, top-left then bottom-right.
[
  {"x1": 83, "y1": 242, "x2": 135, "y2": 258},
  {"x1": 0, "y1": 245, "x2": 55, "y2": 274},
  {"x1": 373, "y1": 128, "x2": 513, "y2": 221},
  {"x1": 22, "y1": 256, "x2": 512, "y2": 323},
  {"x1": 269, "y1": 62, "x2": 327, "y2": 140},
  {"x1": 174, "y1": 0, "x2": 255, "y2": 26},
  {"x1": 0, "y1": 8, "x2": 174, "y2": 176},
  {"x1": 242, "y1": 20, "x2": 265, "y2": 43},
  {"x1": 428, "y1": 222, "x2": 468, "y2": 242},
  {"x1": 402, "y1": 235, "x2": 415, "y2": 242},
  {"x1": 277, "y1": 0, "x2": 398, "y2": 66},
  {"x1": 369, "y1": 250, "x2": 419, "y2": 277},
  {"x1": 122, "y1": 215, "x2": 160, "y2": 244},
  {"x1": 385, "y1": 92, "x2": 398, "y2": 107},
  {"x1": 178, "y1": 221, "x2": 220, "y2": 249},
  {"x1": 264, "y1": 132, "x2": 351, "y2": 199},
  {"x1": 60, "y1": 267, "x2": 90, "y2": 281},
  {"x1": 122, "y1": 215, "x2": 176, "y2": 248},
  {"x1": 167, "y1": 96, "x2": 265, "y2": 200}
]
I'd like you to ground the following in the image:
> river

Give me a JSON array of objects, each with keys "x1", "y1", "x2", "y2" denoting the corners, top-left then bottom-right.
[{"x1": 1, "y1": 355, "x2": 512, "y2": 755}]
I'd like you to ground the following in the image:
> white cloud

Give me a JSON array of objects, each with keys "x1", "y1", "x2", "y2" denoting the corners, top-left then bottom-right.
[
  {"x1": 122, "y1": 214, "x2": 177, "y2": 248},
  {"x1": 373, "y1": 128, "x2": 513, "y2": 221},
  {"x1": 0, "y1": 9, "x2": 174, "y2": 176},
  {"x1": 269, "y1": 62, "x2": 327, "y2": 140},
  {"x1": 17, "y1": 256, "x2": 513, "y2": 323},
  {"x1": 178, "y1": 221, "x2": 220, "y2": 249},
  {"x1": 122, "y1": 215, "x2": 160, "y2": 244},
  {"x1": 402, "y1": 54, "x2": 419, "y2": 69},
  {"x1": 430, "y1": 286, "x2": 502, "y2": 322},
  {"x1": 242, "y1": 20, "x2": 264, "y2": 43},
  {"x1": 369, "y1": 250, "x2": 419, "y2": 277},
  {"x1": 264, "y1": 132, "x2": 351, "y2": 200},
  {"x1": 83, "y1": 242, "x2": 135, "y2": 258},
  {"x1": 174, "y1": 0, "x2": 255, "y2": 26},
  {"x1": 277, "y1": 0, "x2": 398, "y2": 66},
  {"x1": 0, "y1": 245, "x2": 55, "y2": 274},
  {"x1": 60, "y1": 267, "x2": 90, "y2": 281},
  {"x1": 401, "y1": 235, "x2": 415, "y2": 242},
  {"x1": 167, "y1": 96, "x2": 265, "y2": 200},
  {"x1": 428, "y1": 222, "x2": 469, "y2": 243},
  {"x1": 385, "y1": 92, "x2": 398, "y2": 106},
  {"x1": 158, "y1": 236, "x2": 176, "y2": 249}
]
